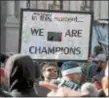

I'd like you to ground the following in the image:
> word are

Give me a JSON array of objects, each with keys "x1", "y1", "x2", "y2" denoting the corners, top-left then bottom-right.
[{"x1": 65, "y1": 29, "x2": 82, "y2": 37}]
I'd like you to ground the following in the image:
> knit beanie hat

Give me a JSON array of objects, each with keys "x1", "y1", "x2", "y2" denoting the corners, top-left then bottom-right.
[{"x1": 61, "y1": 61, "x2": 81, "y2": 76}]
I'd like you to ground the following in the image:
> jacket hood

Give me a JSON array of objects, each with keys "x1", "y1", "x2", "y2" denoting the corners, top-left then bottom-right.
[{"x1": 5, "y1": 54, "x2": 36, "y2": 91}]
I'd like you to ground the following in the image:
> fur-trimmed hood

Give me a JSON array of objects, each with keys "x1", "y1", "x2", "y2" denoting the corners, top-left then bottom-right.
[{"x1": 5, "y1": 54, "x2": 36, "y2": 91}]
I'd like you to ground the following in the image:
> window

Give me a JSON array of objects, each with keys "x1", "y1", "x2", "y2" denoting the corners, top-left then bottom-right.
[
  {"x1": 48, "y1": 0, "x2": 63, "y2": 10},
  {"x1": 54, "y1": 0, "x2": 63, "y2": 10},
  {"x1": 80, "y1": 0, "x2": 93, "y2": 12}
]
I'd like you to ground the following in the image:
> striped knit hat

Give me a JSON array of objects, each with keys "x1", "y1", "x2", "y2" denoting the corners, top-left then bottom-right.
[{"x1": 61, "y1": 61, "x2": 81, "y2": 76}]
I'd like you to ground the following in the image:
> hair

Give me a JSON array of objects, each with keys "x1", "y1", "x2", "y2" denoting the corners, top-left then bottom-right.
[
  {"x1": 42, "y1": 62, "x2": 59, "y2": 72},
  {"x1": 5, "y1": 54, "x2": 30, "y2": 79}
]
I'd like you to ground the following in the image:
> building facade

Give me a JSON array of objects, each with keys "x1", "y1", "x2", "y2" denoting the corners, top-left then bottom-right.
[{"x1": 0, "y1": 0, "x2": 108, "y2": 55}]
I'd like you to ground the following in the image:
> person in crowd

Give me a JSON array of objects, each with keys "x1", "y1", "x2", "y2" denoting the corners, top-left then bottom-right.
[
  {"x1": 42, "y1": 62, "x2": 59, "y2": 82},
  {"x1": 93, "y1": 44, "x2": 106, "y2": 78},
  {"x1": 87, "y1": 53, "x2": 106, "y2": 79},
  {"x1": 4, "y1": 54, "x2": 37, "y2": 97},
  {"x1": 95, "y1": 54, "x2": 106, "y2": 73},
  {"x1": 0, "y1": 68, "x2": 12, "y2": 97},
  {"x1": 87, "y1": 45, "x2": 105, "y2": 81},
  {"x1": 36, "y1": 62, "x2": 59, "y2": 97},
  {"x1": 98, "y1": 61, "x2": 108, "y2": 97},
  {"x1": 39, "y1": 80, "x2": 82, "y2": 97},
  {"x1": 92, "y1": 54, "x2": 107, "y2": 89},
  {"x1": 81, "y1": 82, "x2": 98, "y2": 97},
  {"x1": 51, "y1": 61, "x2": 82, "y2": 90}
]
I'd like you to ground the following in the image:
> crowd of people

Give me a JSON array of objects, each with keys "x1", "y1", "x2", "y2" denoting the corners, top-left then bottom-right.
[{"x1": 0, "y1": 45, "x2": 108, "y2": 97}]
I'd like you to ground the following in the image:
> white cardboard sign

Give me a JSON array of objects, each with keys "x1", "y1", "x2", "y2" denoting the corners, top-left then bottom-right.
[{"x1": 19, "y1": 9, "x2": 92, "y2": 60}]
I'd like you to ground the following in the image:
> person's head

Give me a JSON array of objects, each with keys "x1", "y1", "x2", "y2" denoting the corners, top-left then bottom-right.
[
  {"x1": 4, "y1": 54, "x2": 36, "y2": 91},
  {"x1": 93, "y1": 54, "x2": 107, "y2": 69},
  {"x1": 81, "y1": 82, "x2": 98, "y2": 97},
  {"x1": 42, "y1": 62, "x2": 59, "y2": 82},
  {"x1": 61, "y1": 61, "x2": 81, "y2": 82}
]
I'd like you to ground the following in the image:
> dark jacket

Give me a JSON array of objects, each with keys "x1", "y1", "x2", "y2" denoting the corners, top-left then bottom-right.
[{"x1": 5, "y1": 54, "x2": 37, "y2": 97}]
